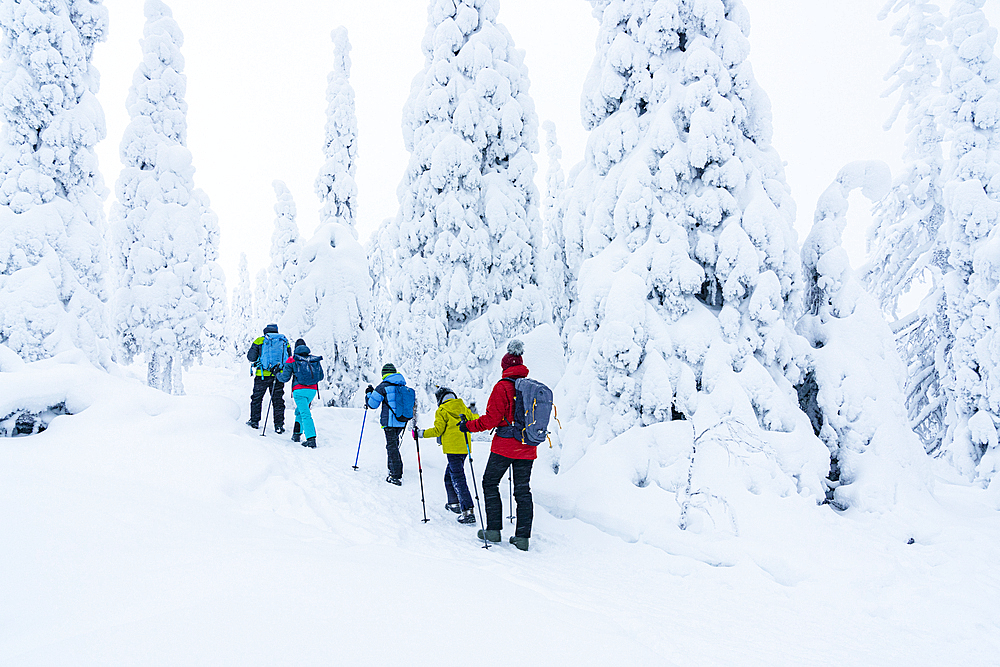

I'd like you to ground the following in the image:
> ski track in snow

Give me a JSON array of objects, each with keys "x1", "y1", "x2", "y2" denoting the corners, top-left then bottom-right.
[{"x1": 1, "y1": 364, "x2": 999, "y2": 666}]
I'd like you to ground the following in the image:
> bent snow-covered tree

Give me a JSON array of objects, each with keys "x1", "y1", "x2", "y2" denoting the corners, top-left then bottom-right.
[
  {"x1": 800, "y1": 161, "x2": 930, "y2": 510},
  {"x1": 0, "y1": 0, "x2": 111, "y2": 366},
  {"x1": 375, "y1": 0, "x2": 545, "y2": 399},
  {"x1": 111, "y1": 0, "x2": 212, "y2": 395},
  {"x1": 283, "y1": 27, "x2": 376, "y2": 407},
  {"x1": 540, "y1": 120, "x2": 573, "y2": 342}
]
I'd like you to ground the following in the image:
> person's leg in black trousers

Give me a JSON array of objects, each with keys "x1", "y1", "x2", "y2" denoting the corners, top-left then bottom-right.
[
  {"x1": 511, "y1": 459, "x2": 534, "y2": 538},
  {"x1": 482, "y1": 452, "x2": 512, "y2": 533}
]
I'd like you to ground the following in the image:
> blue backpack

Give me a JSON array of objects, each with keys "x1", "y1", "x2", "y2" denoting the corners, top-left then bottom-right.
[
  {"x1": 500, "y1": 377, "x2": 554, "y2": 446},
  {"x1": 381, "y1": 384, "x2": 416, "y2": 422},
  {"x1": 292, "y1": 355, "x2": 324, "y2": 386},
  {"x1": 258, "y1": 333, "x2": 288, "y2": 372}
]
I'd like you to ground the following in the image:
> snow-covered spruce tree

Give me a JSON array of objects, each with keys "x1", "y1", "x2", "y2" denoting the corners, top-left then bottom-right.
[
  {"x1": 540, "y1": 120, "x2": 573, "y2": 341},
  {"x1": 254, "y1": 268, "x2": 268, "y2": 327},
  {"x1": 934, "y1": 0, "x2": 1000, "y2": 479},
  {"x1": 227, "y1": 253, "x2": 254, "y2": 360},
  {"x1": 280, "y1": 28, "x2": 376, "y2": 406},
  {"x1": 315, "y1": 26, "x2": 358, "y2": 235},
  {"x1": 200, "y1": 201, "x2": 228, "y2": 362},
  {"x1": 111, "y1": 0, "x2": 211, "y2": 394},
  {"x1": 554, "y1": 0, "x2": 831, "y2": 528},
  {"x1": 800, "y1": 161, "x2": 930, "y2": 509},
  {"x1": 259, "y1": 180, "x2": 301, "y2": 325},
  {"x1": 0, "y1": 0, "x2": 111, "y2": 366},
  {"x1": 865, "y1": 0, "x2": 949, "y2": 454},
  {"x1": 560, "y1": 0, "x2": 809, "y2": 443},
  {"x1": 376, "y1": 0, "x2": 545, "y2": 400}
]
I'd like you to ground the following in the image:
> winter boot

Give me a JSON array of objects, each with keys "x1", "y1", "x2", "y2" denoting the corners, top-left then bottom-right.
[
  {"x1": 275, "y1": 425, "x2": 286, "y2": 435},
  {"x1": 386, "y1": 475, "x2": 402, "y2": 486},
  {"x1": 509, "y1": 536, "x2": 529, "y2": 551},
  {"x1": 477, "y1": 529, "x2": 501, "y2": 543},
  {"x1": 302, "y1": 437, "x2": 316, "y2": 448},
  {"x1": 457, "y1": 509, "x2": 476, "y2": 524},
  {"x1": 291, "y1": 422, "x2": 301, "y2": 442},
  {"x1": 246, "y1": 419, "x2": 259, "y2": 429},
  {"x1": 445, "y1": 503, "x2": 461, "y2": 514}
]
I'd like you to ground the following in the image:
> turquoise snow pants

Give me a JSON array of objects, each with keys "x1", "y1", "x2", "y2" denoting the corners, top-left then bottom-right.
[{"x1": 292, "y1": 389, "x2": 317, "y2": 439}]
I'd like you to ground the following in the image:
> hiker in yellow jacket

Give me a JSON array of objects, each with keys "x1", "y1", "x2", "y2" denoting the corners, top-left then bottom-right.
[{"x1": 417, "y1": 387, "x2": 479, "y2": 525}]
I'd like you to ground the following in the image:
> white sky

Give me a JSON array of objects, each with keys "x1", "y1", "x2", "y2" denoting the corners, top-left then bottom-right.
[{"x1": 92, "y1": 0, "x2": 1000, "y2": 293}]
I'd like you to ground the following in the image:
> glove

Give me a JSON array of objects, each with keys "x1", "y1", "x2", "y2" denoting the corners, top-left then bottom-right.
[
  {"x1": 458, "y1": 416, "x2": 469, "y2": 433},
  {"x1": 365, "y1": 384, "x2": 374, "y2": 394}
]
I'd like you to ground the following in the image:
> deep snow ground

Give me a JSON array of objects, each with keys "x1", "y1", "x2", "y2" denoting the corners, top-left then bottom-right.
[{"x1": 2, "y1": 359, "x2": 999, "y2": 666}]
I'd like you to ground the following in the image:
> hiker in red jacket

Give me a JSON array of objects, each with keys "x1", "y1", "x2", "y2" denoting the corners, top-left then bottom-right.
[{"x1": 460, "y1": 340, "x2": 534, "y2": 551}]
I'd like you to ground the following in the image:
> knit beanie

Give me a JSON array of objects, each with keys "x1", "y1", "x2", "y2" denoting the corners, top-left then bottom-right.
[
  {"x1": 295, "y1": 338, "x2": 306, "y2": 348},
  {"x1": 381, "y1": 363, "x2": 397, "y2": 376},
  {"x1": 501, "y1": 339, "x2": 524, "y2": 370}
]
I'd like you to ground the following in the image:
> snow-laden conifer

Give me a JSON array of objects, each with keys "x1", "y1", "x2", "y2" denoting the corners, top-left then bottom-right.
[
  {"x1": 375, "y1": 0, "x2": 545, "y2": 399},
  {"x1": 227, "y1": 253, "x2": 254, "y2": 359},
  {"x1": 315, "y1": 27, "x2": 358, "y2": 234},
  {"x1": 259, "y1": 181, "x2": 301, "y2": 325},
  {"x1": 200, "y1": 200, "x2": 228, "y2": 361},
  {"x1": 283, "y1": 27, "x2": 376, "y2": 406},
  {"x1": 558, "y1": 0, "x2": 810, "y2": 450},
  {"x1": 540, "y1": 121, "x2": 573, "y2": 341},
  {"x1": 800, "y1": 162, "x2": 930, "y2": 509},
  {"x1": 934, "y1": 0, "x2": 1000, "y2": 479},
  {"x1": 0, "y1": 0, "x2": 110, "y2": 365},
  {"x1": 111, "y1": 0, "x2": 212, "y2": 394}
]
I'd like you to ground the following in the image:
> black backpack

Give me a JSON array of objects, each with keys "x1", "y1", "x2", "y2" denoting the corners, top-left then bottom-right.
[{"x1": 292, "y1": 355, "x2": 324, "y2": 385}]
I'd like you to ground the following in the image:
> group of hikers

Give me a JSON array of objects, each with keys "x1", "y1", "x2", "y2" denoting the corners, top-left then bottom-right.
[{"x1": 245, "y1": 326, "x2": 543, "y2": 552}]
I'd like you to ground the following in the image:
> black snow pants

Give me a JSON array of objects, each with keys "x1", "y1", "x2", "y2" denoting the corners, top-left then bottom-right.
[
  {"x1": 249, "y1": 374, "x2": 285, "y2": 429},
  {"x1": 482, "y1": 452, "x2": 533, "y2": 538}
]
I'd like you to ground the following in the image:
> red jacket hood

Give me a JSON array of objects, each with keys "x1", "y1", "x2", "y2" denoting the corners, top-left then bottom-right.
[{"x1": 501, "y1": 364, "x2": 529, "y2": 379}]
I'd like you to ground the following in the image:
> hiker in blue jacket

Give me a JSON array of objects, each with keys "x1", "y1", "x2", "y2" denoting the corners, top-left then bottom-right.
[{"x1": 365, "y1": 363, "x2": 411, "y2": 486}]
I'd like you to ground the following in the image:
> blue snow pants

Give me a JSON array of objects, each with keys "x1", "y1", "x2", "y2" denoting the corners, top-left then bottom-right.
[{"x1": 292, "y1": 388, "x2": 317, "y2": 439}]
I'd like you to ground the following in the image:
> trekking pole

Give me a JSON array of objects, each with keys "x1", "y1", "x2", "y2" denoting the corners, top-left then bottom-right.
[
  {"x1": 507, "y1": 469, "x2": 515, "y2": 523},
  {"x1": 464, "y1": 428, "x2": 490, "y2": 549},
  {"x1": 260, "y1": 380, "x2": 273, "y2": 437},
  {"x1": 353, "y1": 407, "x2": 367, "y2": 470},
  {"x1": 413, "y1": 408, "x2": 430, "y2": 523}
]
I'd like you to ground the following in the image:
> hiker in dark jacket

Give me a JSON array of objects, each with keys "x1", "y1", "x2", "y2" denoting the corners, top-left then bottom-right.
[
  {"x1": 277, "y1": 338, "x2": 322, "y2": 449},
  {"x1": 460, "y1": 340, "x2": 534, "y2": 551},
  {"x1": 365, "y1": 363, "x2": 410, "y2": 486},
  {"x1": 246, "y1": 324, "x2": 291, "y2": 433},
  {"x1": 417, "y1": 386, "x2": 479, "y2": 524}
]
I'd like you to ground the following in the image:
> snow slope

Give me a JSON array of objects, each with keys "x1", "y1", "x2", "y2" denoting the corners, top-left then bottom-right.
[{"x1": 2, "y1": 353, "x2": 999, "y2": 666}]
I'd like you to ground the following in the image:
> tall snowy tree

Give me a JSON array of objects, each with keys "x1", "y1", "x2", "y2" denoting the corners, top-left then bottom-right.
[
  {"x1": 866, "y1": 0, "x2": 949, "y2": 456},
  {"x1": 200, "y1": 201, "x2": 228, "y2": 361},
  {"x1": 283, "y1": 27, "x2": 376, "y2": 407},
  {"x1": 315, "y1": 26, "x2": 358, "y2": 235},
  {"x1": 375, "y1": 0, "x2": 545, "y2": 399},
  {"x1": 935, "y1": 0, "x2": 1000, "y2": 479},
  {"x1": 540, "y1": 120, "x2": 573, "y2": 340},
  {"x1": 259, "y1": 180, "x2": 301, "y2": 325},
  {"x1": 559, "y1": 0, "x2": 808, "y2": 445},
  {"x1": 227, "y1": 252, "x2": 254, "y2": 360},
  {"x1": 0, "y1": 0, "x2": 111, "y2": 366},
  {"x1": 111, "y1": 0, "x2": 213, "y2": 394}
]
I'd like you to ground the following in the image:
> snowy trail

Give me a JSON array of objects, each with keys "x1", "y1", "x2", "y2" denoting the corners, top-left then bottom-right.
[{"x1": 2, "y1": 364, "x2": 999, "y2": 665}]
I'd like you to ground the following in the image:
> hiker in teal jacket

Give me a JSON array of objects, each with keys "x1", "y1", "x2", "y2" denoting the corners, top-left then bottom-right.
[{"x1": 365, "y1": 363, "x2": 410, "y2": 485}]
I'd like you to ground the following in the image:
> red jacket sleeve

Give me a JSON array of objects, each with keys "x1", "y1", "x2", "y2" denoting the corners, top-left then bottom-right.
[{"x1": 465, "y1": 380, "x2": 511, "y2": 433}]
